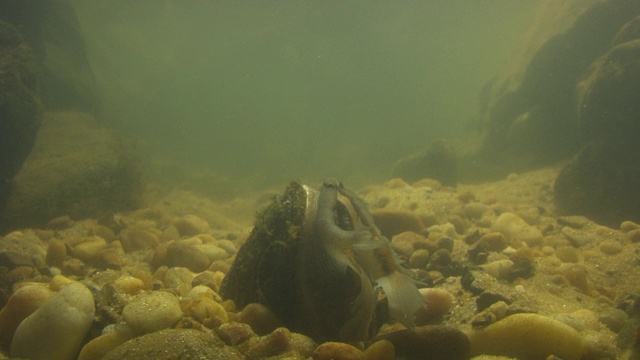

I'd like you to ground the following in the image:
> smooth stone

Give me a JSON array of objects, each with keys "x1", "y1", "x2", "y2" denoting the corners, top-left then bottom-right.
[
  {"x1": 119, "y1": 227, "x2": 159, "y2": 252},
  {"x1": 409, "y1": 249, "x2": 430, "y2": 268},
  {"x1": 415, "y1": 288, "x2": 454, "y2": 325},
  {"x1": 0, "y1": 283, "x2": 53, "y2": 347},
  {"x1": 238, "y1": 302, "x2": 282, "y2": 336},
  {"x1": 313, "y1": 342, "x2": 365, "y2": 360},
  {"x1": 11, "y1": 282, "x2": 95, "y2": 360},
  {"x1": 364, "y1": 339, "x2": 395, "y2": 360},
  {"x1": 377, "y1": 325, "x2": 470, "y2": 360},
  {"x1": 173, "y1": 214, "x2": 210, "y2": 236},
  {"x1": 481, "y1": 260, "x2": 514, "y2": 280},
  {"x1": 561, "y1": 227, "x2": 595, "y2": 247},
  {"x1": 194, "y1": 244, "x2": 228, "y2": 262},
  {"x1": 556, "y1": 245, "x2": 580, "y2": 263},
  {"x1": 122, "y1": 291, "x2": 183, "y2": 335},
  {"x1": 114, "y1": 275, "x2": 145, "y2": 295},
  {"x1": 626, "y1": 229, "x2": 640, "y2": 242},
  {"x1": 557, "y1": 216, "x2": 590, "y2": 229},
  {"x1": 467, "y1": 313, "x2": 585, "y2": 360},
  {"x1": 46, "y1": 239, "x2": 67, "y2": 267},
  {"x1": 478, "y1": 232, "x2": 508, "y2": 252},
  {"x1": 371, "y1": 209, "x2": 425, "y2": 238},
  {"x1": 599, "y1": 239, "x2": 623, "y2": 255},
  {"x1": 77, "y1": 325, "x2": 134, "y2": 360},
  {"x1": 74, "y1": 236, "x2": 107, "y2": 261},
  {"x1": 463, "y1": 202, "x2": 489, "y2": 220},
  {"x1": 102, "y1": 328, "x2": 241, "y2": 360},
  {"x1": 183, "y1": 296, "x2": 228, "y2": 327},
  {"x1": 390, "y1": 231, "x2": 424, "y2": 257},
  {"x1": 491, "y1": 212, "x2": 543, "y2": 247},
  {"x1": 620, "y1": 220, "x2": 640, "y2": 232},
  {"x1": 216, "y1": 322, "x2": 255, "y2": 346},
  {"x1": 165, "y1": 241, "x2": 210, "y2": 272}
]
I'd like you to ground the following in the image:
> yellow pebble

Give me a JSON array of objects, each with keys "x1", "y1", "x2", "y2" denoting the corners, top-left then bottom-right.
[
  {"x1": 50, "y1": 275, "x2": 74, "y2": 291},
  {"x1": 114, "y1": 276, "x2": 145, "y2": 295}
]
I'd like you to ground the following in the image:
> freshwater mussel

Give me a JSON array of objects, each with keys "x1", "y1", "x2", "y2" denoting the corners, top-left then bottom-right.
[{"x1": 220, "y1": 179, "x2": 425, "y2": 342}]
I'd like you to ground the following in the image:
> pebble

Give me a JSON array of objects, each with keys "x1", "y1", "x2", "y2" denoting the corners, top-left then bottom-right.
[
  {"x1": 599, "y1": 239, "x2": 623, "y2": 255},
  {"x1": 620, "y1": 220, "x2": 640, "y2": 233},
  {"x1": 561, "y1": 264, "x2": 591, "y2": 294},
  {"x1": 415, "y1": 288, "x2": 454, "y2": 325},
  {"x1": 479, "y1": 232, "x2": 508, "y2": 252},
  {"x1": 237, "y1": 302, "x2": 282, "y2": 336},
  {"x1": 122, "y1": 291, "x2": 183, "y2": 335},
  {"x1": 114, "y1": 275, "x2": 145, "y2": 295},
  {"x1": 561, "y1": 227, "x2": 595, "y2": 247},
  {"x1": 102, "y1": 328, "x2": 242, "y2": 360},
  {"x1": 371, "y1": 209, "x2": 425, "y2": 238},
  {"x1": 390, "y1": 231, "x2": 424, "y2": 257},
  {"x1": 216, "y1": 322, "x2": 254, "y2": 346},
  {"x1": 625, "y1": 228, "x2": 640, "y2": 243},
  {"x1": 120, "y1": 227, "x2": 159, "y2": 252},
  {"x1": 377, "y1": 325, "x2": 470, "y2": 360},
  {"x1": 409, "y1": 249, "x2": 430, "y2": 268},
  {"x1": 165, "y1": 241, "x2": 211, "y2": 272},
  {"x1": 557, "y1": 216, "x2": 590, "y2": 229},
  {"x1": 0, "y1": 283, "x2": 53, "y2": 347},
  {"x1": 466, "y1": 313, "x2": 585, "y2": 360},
  {"x1": 463, "y1": 202, "x2": 489, "y2": 220},
  {"x1": 491, "y1": 212, "x2": 543, "y2": 247},
  {"x1": 597, "y1": 308, "x2": 628, "y2": 333},
  {"x1": 173, "y1": 214, "x2": 210, "y2": 236},
  {"x1": 184, "y1": 296, "x2": 229, "y2": 328},
  {"x1": 364, "y1": 339, "x2": 395, "y2": 360},
  {"x1": 313, "y1": 342, "x2": 365, "y2": 360},
  {"x1": 77, "y1": 325, "x2": 134, "y2": 360},
  {"x1": 74, "y1": 236, "x2": 107, "y2": 261},
  {"x1": 194, "y1": 244, "x2": 228, "y2": 262},
  {"x1": 46, "y1": 239, "x2": 67, "y2": 267},
  {"x1": 11, "y1": 282, "x2": 95, "y2": 360},
  {"x1": 481, "y1": 260, "x2": 514, "y2": 280},
  {"x1": 556, "y1": 245, "x2": 580, "y2": 263}
]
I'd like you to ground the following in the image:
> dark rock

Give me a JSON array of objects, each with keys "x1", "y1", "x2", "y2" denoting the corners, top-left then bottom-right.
[
  {"x1": 0, "y1": 111, "x2": 143, "y2": 232},
  {"x1": 461, "y1": 0, "x2": 640, "y2": 181},
  {"x1": 476, "y1": 292, "x2": 512, "y2": 312},
  {"x1": 506, "y1": 258, "x2": 535, "y2": 282},
  {"x1": 0, "y1": 20, "x2": 42, "y2": 210},
  {"x1": 371, "y1": 209, "x2": 425, "y2": 239},
  {"x1": 392, "y1": 140, "x2": 457, "y2": 187},
  {"x1": 102, "y1": 328, "x2": 242, "y2": 360},
  {"x1": 375, "y1": 325, "x2": 470, "y2": 360},
  {"x1": 461, "y1": 268, "x2": 484, "y2": 295}
]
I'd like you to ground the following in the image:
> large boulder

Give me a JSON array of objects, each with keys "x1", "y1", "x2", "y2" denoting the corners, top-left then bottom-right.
[
  {"x1": 0, "y1": 20, "x2": 42, "y2": 209},
  {"x1": 555, "y1": 20, "x2": 640, "y2": 225},
  {"x1": 0, "y1": 111, "x2": 142, "y2": 233},
  {"x1": 463, "y1": 0, "x2": 640, "y2": 181}
]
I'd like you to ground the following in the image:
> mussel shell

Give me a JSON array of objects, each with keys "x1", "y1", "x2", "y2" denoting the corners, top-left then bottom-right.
[{"x1": 219, "y1": 180, "x2": 384, "y2": 341}]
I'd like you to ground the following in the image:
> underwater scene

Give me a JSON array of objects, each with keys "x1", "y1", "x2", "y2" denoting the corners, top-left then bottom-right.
[{"x1": 1, "y1": 0, "x2": 640, "y2": 359}]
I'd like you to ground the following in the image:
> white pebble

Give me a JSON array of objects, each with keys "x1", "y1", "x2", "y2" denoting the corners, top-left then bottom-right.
[
  {"x1": 492, "y1": 212, "x2": 543, "y2": 247},
  {"x1": 122, "y1": 291, "x2": 183, "y2": 335},
  {"x1": 11, "y1": 282, "x2": 95, "y2": 360}
]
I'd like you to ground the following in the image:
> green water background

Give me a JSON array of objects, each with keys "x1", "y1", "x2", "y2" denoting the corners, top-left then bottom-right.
[{"x1": 70, "y1": 1, "x2": 537, "y2": 198}]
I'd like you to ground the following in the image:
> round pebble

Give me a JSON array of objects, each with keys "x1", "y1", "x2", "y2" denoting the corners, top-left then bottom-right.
[
  {"x1": 173, "y1": 214, "x2": 210, "y2": 236},
  {"x1": 390, "y1": 231, "x2": 424, "y2": 257},
  {"x1": 467, "y1": 313, "x2": 585, "y2": 360},
  {"x1": 599, "y1": 239, "x2": 622, "y2": 255},
  {"x1": 313, "y1": 341, "x2": 365, "y2": 360},
  {"x1": 11, "y1": 282, "x2": 95, "y2": 360},
  {"x1": 46, "y1": 239, "x2": 67, "y2": 267},
  {"x1": 238, "y1": 302, "x2": 281, "y2": 336},
  {"x1": 491, "y1": 212, "x2": 543, "y2": 247},
  {"x1": 364, "y1": 339, "x2": 395, "y2": 360},
  {"x1": 74, "y1": 237, "x2": 107, "y2": 261},
  {"x1": 0, "y1": 283, "x2": 53, "y2": 347},
  {"x1": 415, "y1": 288, "x2": 454, "y2": 325},
  {"x1": 77, "y1": 325, "x2": 134, "y2": 360},
  {"x1": 122, "y1": 291, "x2": 183, "y2": 335},
  {"x1": 409, "y1": 249, "x2": 430, "y2": 268}
]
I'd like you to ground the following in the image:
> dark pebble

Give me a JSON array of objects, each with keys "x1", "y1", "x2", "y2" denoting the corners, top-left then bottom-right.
[
  {"x1": 375, "y1": 325, "x2": 470, "y2": 360},
  {"x1": 476, "y1": 292, "x2": 511, "y2": 312}
]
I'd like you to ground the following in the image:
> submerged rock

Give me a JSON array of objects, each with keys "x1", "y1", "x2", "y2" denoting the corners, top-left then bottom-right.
[{"x1": 11, "y1": 282, "x2": 95, "y2": 360}]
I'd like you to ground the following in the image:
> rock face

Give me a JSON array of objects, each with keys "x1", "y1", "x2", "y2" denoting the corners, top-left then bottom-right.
[
  {"x1": 392, "y1": 140, "x2": 457, "y2": 187},
  {"x1": 464, "y1": 0, "x2": 640, "y2": 181},
  {"x1": 0, "y1": 111, "x2": 142, "y2": 232},
  {"x1": 457, "y1": 0, "x2": 640, "y2": 224},
  {"x1": 555, "y1": 23, "x2": 640, "y2": 225},
  {"x1": 0, "y1": 20, "x2": 42, "y2": 209}
]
